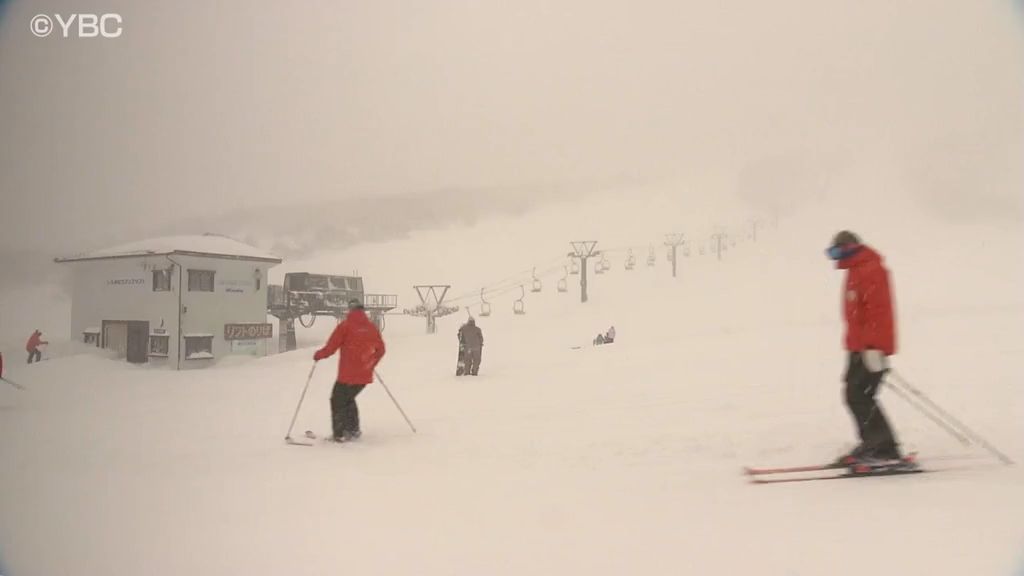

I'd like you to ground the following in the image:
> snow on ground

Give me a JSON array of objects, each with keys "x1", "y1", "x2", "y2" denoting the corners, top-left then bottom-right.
[{"x1": 0, "y1": 191, "x2": 1022, "y2": 576}]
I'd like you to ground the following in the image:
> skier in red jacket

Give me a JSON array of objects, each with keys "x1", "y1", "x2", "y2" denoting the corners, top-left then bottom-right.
[
  {"x1": 313, "y1": 299, "x2": 386, "y2": 442},
  {"x1": 828, "y1": 231, "x2": 901, "y2": 463},
  {"x1": 26, "y1": 330, "x2": 48, "y2": 364}
]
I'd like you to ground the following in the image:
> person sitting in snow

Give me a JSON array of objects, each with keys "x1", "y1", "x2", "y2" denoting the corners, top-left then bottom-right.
[{"x1": 604, "y1": 326, "x2": 616, "y2": 344}]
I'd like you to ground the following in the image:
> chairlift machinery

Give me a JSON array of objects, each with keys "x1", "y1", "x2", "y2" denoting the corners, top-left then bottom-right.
[{"x1": 267, "y1": 272, "x2": 397, "y2": 351}]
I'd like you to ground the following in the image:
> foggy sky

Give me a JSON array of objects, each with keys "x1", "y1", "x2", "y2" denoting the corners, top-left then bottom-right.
[{"x1": 1, "y1": 0, "x2": 1021, "y2": 257}]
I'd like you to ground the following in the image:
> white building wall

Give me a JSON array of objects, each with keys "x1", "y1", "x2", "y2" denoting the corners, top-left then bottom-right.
[
  {"x1": 68, "y1": 256, "x2": 181, "y2": 368},
  {"x1": 67, "y1": 255, "x2": 276, "y2": 369},
  {"x1": 177, "y1": 255, "x2": 274, "y2": 368}
]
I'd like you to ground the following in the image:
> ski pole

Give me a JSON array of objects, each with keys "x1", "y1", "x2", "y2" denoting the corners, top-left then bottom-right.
[
  {"x1": 883, "y1": 380, "x2": 971, "y2": 446},
  {"x1": 1, "y1": 377, "x2": 24, "y2": 391},
  {"x1": 374, "y1": 370, "x2": 417, "y2": 433},
  {"x1": 285, "y1": 362, "x2": 317, "y2": 442},
  {"x1": 887, "y1": 370, "x2": 1014, "y2": 465}
]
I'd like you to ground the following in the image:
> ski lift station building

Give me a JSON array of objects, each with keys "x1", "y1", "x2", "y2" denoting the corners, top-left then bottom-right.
[{"x1": 55, "y1": 234, "x2": 282, "y2": 369}]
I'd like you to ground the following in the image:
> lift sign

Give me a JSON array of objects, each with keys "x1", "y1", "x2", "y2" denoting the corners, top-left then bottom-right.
[{"x1": 224, "y1": 323, "x2": 273, "y2": 340}]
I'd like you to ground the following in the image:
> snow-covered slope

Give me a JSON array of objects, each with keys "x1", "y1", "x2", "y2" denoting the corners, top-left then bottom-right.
[{"x1": 0, "y1": 189, "x2": 1021, "y2": 576}]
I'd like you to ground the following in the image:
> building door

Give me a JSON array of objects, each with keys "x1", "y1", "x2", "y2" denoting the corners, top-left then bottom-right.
[
  {"x1": 103, "y1": 321, "x2": 128, "y2": 358},
  {"x1": 103, "y1": 321, "x2": 150, "y2": 364},
  {"x1": 126, "y1": 321, "x2": 150, "y2": 364}
]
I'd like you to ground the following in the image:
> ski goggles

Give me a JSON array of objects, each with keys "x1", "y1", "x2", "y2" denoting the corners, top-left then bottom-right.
[{"x1": 826, "y1": 244, "x2": 859, "y2": 261}]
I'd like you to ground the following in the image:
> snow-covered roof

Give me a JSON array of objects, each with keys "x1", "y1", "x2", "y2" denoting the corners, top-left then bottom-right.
[{"x1": 56, "y1": 234, "x2": 282, "y2": 264}]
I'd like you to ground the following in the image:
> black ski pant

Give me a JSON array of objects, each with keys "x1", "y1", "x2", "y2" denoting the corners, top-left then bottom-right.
[
  {"x1": 27, "y1": 349, "x2": 41, "y2": 364},
  {"x1": 464, "y1": 347, "x2": 482, "y2": 375},
  {"x1": 330, "y1": 382, "x2": 366, "y2": 438},
  {"x1": 844, "y1": 352, "x2": 899, "y2": 458}
]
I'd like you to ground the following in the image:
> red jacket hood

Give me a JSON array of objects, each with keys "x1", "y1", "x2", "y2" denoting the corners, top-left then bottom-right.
[{"x1": 837, "y1": 245, "x2": 883, "y2": 270}]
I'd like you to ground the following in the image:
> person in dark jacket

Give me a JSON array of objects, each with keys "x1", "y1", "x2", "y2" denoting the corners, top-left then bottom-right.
[
  {"x1": 26, "y1": 330, "x2": 47, "y2": 364},
  {"x1": 313, "y1": 299, "x2": 386, "y2": 441},
  {"x1": 827, "y1": 231, "x2": 901, "y2": 463},
  {"x1": 457, "y1": 317, "x2": 484, "y2": 376}
]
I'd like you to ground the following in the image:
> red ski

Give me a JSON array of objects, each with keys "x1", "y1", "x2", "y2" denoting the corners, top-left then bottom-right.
[
  {"x1": 745, "y1": 453, "x2": 921, "y2": 483},
  {"x1": 744, "y1": 462, "x2": 847, "y2": 476},
  {"x1": 750, "y1": 466, "x2": 925, "y2": 484}
]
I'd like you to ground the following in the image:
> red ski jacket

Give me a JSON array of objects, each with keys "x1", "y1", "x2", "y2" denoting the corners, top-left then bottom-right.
[
  {"x1": 313, "y1": 309, "x2": 386, "y2": 385},
  {"x1": 26, "y1": 332, "x2": 46, "y2": 352},
  {"x1": 837, "y1": 245, "x2": 897, "y2": 355}
]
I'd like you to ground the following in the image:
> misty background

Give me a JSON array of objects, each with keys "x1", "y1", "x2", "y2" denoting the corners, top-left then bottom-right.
[{"x1": 0, "y1": 0, "x2": 1021, "y2": 289}]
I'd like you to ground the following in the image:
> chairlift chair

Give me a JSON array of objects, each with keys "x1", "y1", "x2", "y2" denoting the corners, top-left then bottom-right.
[
  {"x1": 558, "y1": 267, "x2": 568, "y2": 293},
  {"x1": 531, "y1": 268, "x2": 542, "y2": 293},
  {"x1": 479, "y1": 288, "x2": 492, "y2": 317},
  {"x1": 298, "y1": 312, "x2": 316, "y2": 328},
  {"x1": 513, "y1": 285, "x2": 526, "y2": 315},
  {"x1": 570, "y1": 259, "x2": 580, "y2": 275}
]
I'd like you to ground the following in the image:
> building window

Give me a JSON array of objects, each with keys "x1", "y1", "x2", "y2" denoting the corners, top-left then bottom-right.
[
  {"x1": 83, "y1": 329, "x2": 100, "y2": 347},
  {"x1": 188, "y1": 270, "x2": 215, "y2": 292},
  {"x1": 256, "y1": 277, "x2": 261, "y2": 291},
  {"x1": 184, "y1": 335, "x2": 214, "y2": 360},
  {"x1": 153, "y1": 269, "x2": 171, "y2": 292},
  {"x1": 149, "y1": 335, "x2": 170, "y2": 357}
]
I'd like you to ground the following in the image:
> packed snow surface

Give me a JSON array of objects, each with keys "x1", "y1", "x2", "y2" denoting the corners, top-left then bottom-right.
[{"x1": 0, "y1": 195, "x2": 1021, "y2": 575}]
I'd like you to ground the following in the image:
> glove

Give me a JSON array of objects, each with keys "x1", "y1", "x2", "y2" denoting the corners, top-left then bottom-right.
[
  {"x1": 862, "y1": 349, "x2": 888, "y2": 373},
  {"x1": 313, "y1": 349, "x2": 329, "y2": 362}
]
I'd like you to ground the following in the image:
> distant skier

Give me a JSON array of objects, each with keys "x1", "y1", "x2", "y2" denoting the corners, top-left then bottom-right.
[
  {"x1": 827, "y1": 231, "x2": 901, "y2": 463},
  {"x1": 457, "y1": 317, "x2": 484, "y2": 376},
  {"x1": 26, "y1": 330, "x2": 47, "y2": 364},
  {"x1": 313, "y1": 299, "x2": 386, "y2": 442}
]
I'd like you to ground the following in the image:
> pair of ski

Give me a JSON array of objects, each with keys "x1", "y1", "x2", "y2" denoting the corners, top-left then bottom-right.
[
  {"x1": 284, "y1": 430, "x2": 356, "y2": 447},
  {"x1": 745, "y1": 454, "x2": 923, "y2": 484}
]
